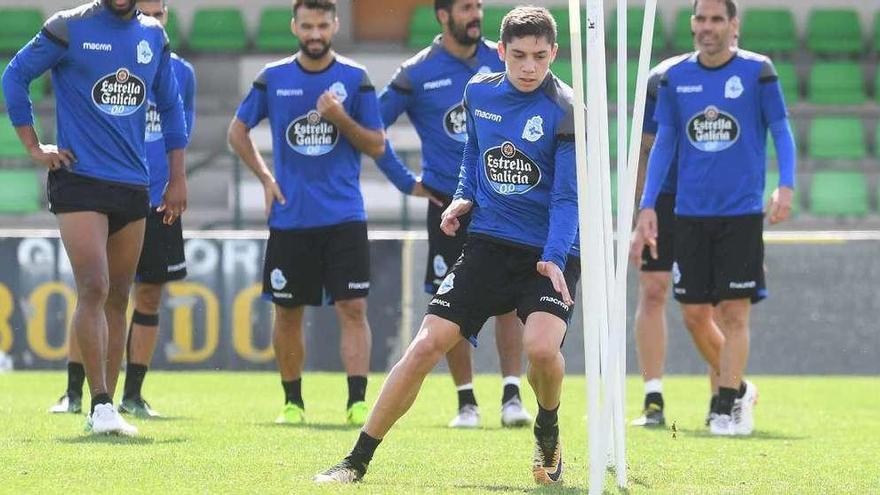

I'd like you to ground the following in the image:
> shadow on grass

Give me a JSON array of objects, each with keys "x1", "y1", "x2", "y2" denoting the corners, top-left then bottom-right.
[
  {"x1": 56, "y1": 435, "x2": 188, "y2": 445},
  {"x1": 675, "y1": 428, "x2": 807, "y2": 441},
  {"x1": 135, "y1": 415, "x2": 193, "y2": 422},
  {"x1": 256, "y1": 422, "x2": 359, "y2": 432},
  {"x1": 455, "y1": 484, "x2": 585, "y2": 494}
]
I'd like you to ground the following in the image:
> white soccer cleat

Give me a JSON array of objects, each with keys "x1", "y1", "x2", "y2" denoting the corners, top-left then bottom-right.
[
  {"x1": 448, "y1": 404, "x2": 480, "y2": 428},
  {"x1": 89, "y1": 403, "x2": 138, "y2": 436},
  {"x1": 732, "y1": 380, "x2": 759, "y2": 436},
  {"x1": 501, "y1": 398, "x2": 532, "y2": 427},
  {"x1": 709, "y1": 413, "x2": 735, "y2": 436},
  {"x1": 49, "y1": 393, "x2": 82, "y2": 414}
]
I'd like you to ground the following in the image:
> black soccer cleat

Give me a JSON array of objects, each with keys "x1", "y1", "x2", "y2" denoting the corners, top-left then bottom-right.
[
  {"x1": 314, "y1": 458, "x2": 365, "y2": 484},
  {"x1": 631, "y1": 403, "x2": 666, "y2": 427}
]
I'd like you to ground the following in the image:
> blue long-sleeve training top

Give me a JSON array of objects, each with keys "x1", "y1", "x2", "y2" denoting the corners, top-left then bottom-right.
[
  {"x1": 643, "y1": 54, "x2": 690, "y2": 195},
  {"x1": 145, "y1": 52, "x2": 195, "y2": 207},
  {"x1": 379, "y1": 36, "x2": 504, "y2": 196},
  {"x1": 454, "y1": 72, "x2": 580, "y2": 270},
  {"x1": 235, "y1": 55, "x2": 384, "y2": 230},
  {"x1": 640, "y1": 50, "x2": 794, "y2": 216},
  {"x1": 1, "y1": 1, "x2": 187, "y2": 187}
]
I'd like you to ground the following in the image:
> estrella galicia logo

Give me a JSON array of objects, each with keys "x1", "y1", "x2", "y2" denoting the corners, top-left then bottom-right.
[
  {"x1": 92, "y1": 68, "x2": 146, "y2": 116},
  {"x1": 686, "y1": 105, "x2": 739, "y2": 152},
  {"x1": 443, "y1": 102, "x2": 467, "y2": 142},
  {"x1": 144, "y1": 100, "x2": 161, "y2": 143},
  {"x1": 286, "y1": 110, "x2": 339, "y2": 156},
  {"x1": 483, "y1": 141, "x2": 542, "y2": 195}
]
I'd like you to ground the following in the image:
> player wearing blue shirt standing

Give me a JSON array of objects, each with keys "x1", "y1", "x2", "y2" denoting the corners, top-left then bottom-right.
[
  {"x1": 628, "y1": 55, "x2": 724, "y2": 429},
  {"x1": 376, "y1": 0, "x2": 531, "y2": 430},
  {"x1": 227, "y1": 0, "x2": 385, "y2": 427},
  {"x1": 636, "y1": 0, "x2": 796, "y2": 437},
  {"x1": 316, "y1": 7, "x2": 578, "y2": 485},
  {"x1": 47, "y1": 0, "x2": 195, "y2": 421},
  {"x1": 3, "y1": 0, "x2": 188, "y2": 436}
]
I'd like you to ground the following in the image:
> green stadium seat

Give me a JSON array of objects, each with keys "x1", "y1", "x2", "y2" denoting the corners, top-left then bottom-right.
[
  {"x1": 763, "y1": 170, "x2": 800, "y2": 215},
  {"x1": 875, "y1": 11, "x2": 880, "y2": 52},
  {"x1": 165, "y1": 8, "x2": 182, "y2": 50},
  {"x1": 0, "y1": 58, "x2": 47, "y2": 105},
  {"x1": 482, "y1": 7, "x2": 512, "y2": 43},
  {"x1": 808, "y1": 117, "x2": 866, "y2": 161},
  {"x1": 256, "y1": 8, "x2": 296, "y2": 52},
  {"x1": 0, "y1": 113, "x2": 41, "y2": 159},
  {"x1": 608, "y1": 60, "x2": 641, "y2": 103},
  {"x1": 875, "y1": 65, "x2": 880, "y2": 103},
  {"x1": 806, "y1": 9, "x2": 863, "y2": 56},
  {"x1": 548, "y1": 8, "x2": 572, "y2": 49},
  {"x1": 741, "y1": 9, "x2": 798, "y2": 54},
  {"x1": 810, "y1": 171, "x2": 869, "y2": 216},
  {"x1": 0, "y1": 9, "x2": 43, "y2": 54},
  {"x1": 774, "y1": 61, "x2": 799, "y2": 104},
  {"x1": 551, "y1": 58, "x2": 573, "y2": 86},
  {"x1": 407, "y1": 5, "x2": 438, "y2": 48},
  {"x1": 0, "y1": 168, "x2": 41, "y2": 213},
  {"x1": 189, "y1": 8, "x2": 248, "y2": 53},
  {"x1": 808, "y1": 62, "x2": 865, "y2": 105},
  {"x1": 672, "y1": 8, "x2": 693, "y2": 51},
  {"x1": 607, "y1": 7, "x2": 665, "y2": 51}
]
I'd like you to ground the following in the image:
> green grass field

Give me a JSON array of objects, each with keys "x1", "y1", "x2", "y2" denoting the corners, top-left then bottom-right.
[{"x1": 1, "y1": 372, "x2": 878, "y2": 494}]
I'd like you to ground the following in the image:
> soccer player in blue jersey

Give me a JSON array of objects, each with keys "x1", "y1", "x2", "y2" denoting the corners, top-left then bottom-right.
[
  {"x1": 376, "y1": 0, "x2": 531, "y2": 429},
  {"x1": 227, "y1": 0, "x2": 385, "y2": 427},
  {"x1": 48, "y1": 0, "x2": 195, "y2": 420},
  {"x1": 3, "y1": 0, "x2": 188, "y2": 435},
  {"x1": 316, "y1": 7, "x2": 578, "y2": 484},
  {"x1": 628, "y1": 56, "x2": 724, "y2": 428},
  {"x1": 636, "y1": 0, "x2": 795, "y2": 436}
]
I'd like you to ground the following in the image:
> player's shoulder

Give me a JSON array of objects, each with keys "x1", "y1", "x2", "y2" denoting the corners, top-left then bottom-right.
[
  {"x1": 252, "y1": 55, "x2": 297, "y2": 87},
  {"x1": 542, "y1": 74, "x2": 576, "y2": 113},
  {"x1": 467, "y1": 71, "x2": 505, "y2": 87},
  {"x1": 136, "y1": 12, "x2": 164, "y2": 32},
  {"x1": 43, "y1": 1, "x2": 103, "y2": 41},
  {"x1": 398, "y1": 38, "x2": 445, "y2": 74},
  {"x1": 334, "y1": 54, "x2": 371, "y2": 75},
  {"x1": 735, "y1": 49, "x2": 778, "y2": 79},
  {"x1": 658, "y1": 52, "x2": 698, "y2": 80},
  {"x1": 170, "y1": 52, "x2": 196, "y2": 79},
  {"x1": 480, "y1": 38, "x2": 499, "y2": 52}
]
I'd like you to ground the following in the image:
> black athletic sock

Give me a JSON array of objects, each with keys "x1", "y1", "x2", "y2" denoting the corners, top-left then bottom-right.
[
  {"x1": 346, "y1": 431, "x2": 381, "y2": 474},
  {"x1": 90, "y1": 393, "x2": 112, "y2": 414},
  {"x1": 66, "y1": 362, "x2": 85, "y2": 399},
  {"x1": 501, "y1": 383, "x2": 520, "y2": 405},
  {"x1": 644, "y1": 392, "x2": 664, "y2": 410},
  {"x1": 347, "y1": 375, "x2": 367, "y2": 409},
  {"x1": 534, "y1": 403, "x2": 560, "y2": 459},
  {"x1": 123, "y1": 363, "x2": 148, "y2": 400},
  {"x1": 282, "y1": 378, "x2": 304, "y2": 408},
  {"x1": 710, "y1": 395, "x2": 719, "y2": 414},
  {"x1": 717, "y1": 387, "x2": 737, "y2": 416},
  {"x1": 457, "y1": 387, "x2": 478, "y2": 410},
  {"x1": 737, "y1": 381, "x2": 747, "y2": 399}
]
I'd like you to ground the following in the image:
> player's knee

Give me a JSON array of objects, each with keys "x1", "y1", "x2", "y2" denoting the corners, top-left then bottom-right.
[
  {"x1": 135, "y1": 285, "x2": 162, "y2": 313},
  {"x1": 524, "y1": 338, "x2": 558, "y2": 367},
  {"x1": 682, "y1": 307, "x2": 712, "y2": 333},
  {"x1": 336, "y1": 298, "x2": 367, "y2": 323},
  {"x1": 76, "y1": 272, "x2": 109, "y2": 304},
  {"x1": 640, "y1": 280, "x2": 669, "y2": 311},
  {"x1": 405, "y1": 335, "x2": 445, "y2": 371},
  {"x1": 718, "y1": 306, "x2": 749, "y2": 333}
]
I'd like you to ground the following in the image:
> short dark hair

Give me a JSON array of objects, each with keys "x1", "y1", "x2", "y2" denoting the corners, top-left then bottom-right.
[
  {"x1": 693, "y1": 0, "x2": 737, "y2": 19},
  {"x1": 293, "y1": 0, "x2": 336, "y2": 16},
  {"x1": 500, "y1": 6, "x2": 556, "y2": 46}
]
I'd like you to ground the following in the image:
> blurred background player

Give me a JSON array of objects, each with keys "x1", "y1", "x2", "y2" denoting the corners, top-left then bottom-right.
[
  {"x1": 315, "y1": 7, "x2": 579, "y2": 484},
  {"x1": 628, "y1": 55, "x2": 724, "y2": 428},
  {"x1": 227, "y1": 0, "x2": 386, "y2": 426},
  {"x1": 3, "y1": 0, "x2": 188, "y2": 435},
  {"x1": 49, "y1": 0, "x2": 195, "y2": 419},
  {"x1": 637, "y1": 0, "x2": 795, "y2": 436},
  {"x1": 373, "y1": 0, "x2": 531, "y2": 429}
]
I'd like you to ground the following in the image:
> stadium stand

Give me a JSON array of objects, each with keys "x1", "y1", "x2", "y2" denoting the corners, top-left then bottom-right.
[
  {"x1": 741, "y1": 9, "x2": 798, "y2": 56},
  {"x1": 810, "y1": 171, "x2": 870, "y2": 217},
  {"x1": 0, "y1": 8, "x2": 43, "y2": 54},
  {"x1": 257, "y1": 7, "x2": 297, "y2": 52},
  {"x1": 0, "y1": 168, "x2": 40, "y2": 213},
  {"x1": 166, "y1": 8, "x2": 182, "y2": 50},
  {"x1": 189, "y1": 8, "x2": 248, "y2": 53},
  {"x1": 808, "y1": 117, "x2": 867, "y2": 161},
  {"x1": 672, "y1": 8, "x2": 693, "y2": 52},
  {"x1": 607, "y1": 7, "x2": 665, "y2": 52},
  {"x1": 407, "y1": 5, "x2": 438, "y2": 48},
  {"x1": 808, "y1": 62, "x2": 866, "y2": 106},
  {"x1": 806, "y1": 9, "x2": 863, "y2": 56},
  {"x1": 774, "y1": 61, "x2": 799, "y2": 104}
]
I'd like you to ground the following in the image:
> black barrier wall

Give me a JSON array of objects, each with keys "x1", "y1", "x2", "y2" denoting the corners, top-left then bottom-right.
[{"x1": 1, "y1": 234, "x2": 877, "y2": 374}]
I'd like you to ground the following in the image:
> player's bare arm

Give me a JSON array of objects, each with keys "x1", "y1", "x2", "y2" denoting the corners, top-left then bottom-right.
[
  {"x1": 440, "y1": 198, "x2": 473, "y2": 236},
  {"x1": 316, "y1": 90, "x2": 385, "y2": 157},
  {"x1": 227, "y1": 118, "x2": 286, "y2": 217}
]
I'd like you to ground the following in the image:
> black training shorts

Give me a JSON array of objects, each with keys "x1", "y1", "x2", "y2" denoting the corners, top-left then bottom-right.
[
  {"x1": 135, "y1": 209, "x2": 187, "y2": 284},
  {"x1": 48, "y1": 168, "x2": 149, "y2": 235},
  {"x1": 423, "y1": 185, "x2": 471, "y2": 295}
]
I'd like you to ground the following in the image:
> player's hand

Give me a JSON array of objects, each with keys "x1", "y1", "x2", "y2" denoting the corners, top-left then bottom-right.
[
  {"x1": 537, "y1": 261, "x2": 573, "y2": 306},
  {"x1": 411, "y1": 179, "x2": 444, "y2": 207},
  {"x1": 629, "y1": 228, "x2": 646, "y2": 267},
  {"x1": 157, "y1": 176, "x2": 187, "y2": 225},
  {"x1": 261, "y1": 177, "x2": 286, "y2": 218},
  {"x1": 28, "y1": 143, "x2": 75, "y2": 171},
  {"x1": 636, "y1": 208, "x2": 659, "y2": 260},
  {"x1": 767, "y1": 186, "x2": 793, "y2": 225},
  {"x1": 316, "y1": 90, "x2": 347, "y2": 125},
  {"x1": 440, "y1": 198, "x2": 473, "y2": 236}
]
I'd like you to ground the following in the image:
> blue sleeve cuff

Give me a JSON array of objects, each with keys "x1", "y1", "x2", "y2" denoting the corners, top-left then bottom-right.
[
  {"x1": 540, "y1": 252, "x2": 567, "y2": 272},
  {"x1": 163, "y1": 134, "x2": 188, "y2": 152},
  {"x1": 375, "y1": 140, "x2": 417, "y2": 193}
]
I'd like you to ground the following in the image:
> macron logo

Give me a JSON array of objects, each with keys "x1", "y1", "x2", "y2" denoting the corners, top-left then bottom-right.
[
  {"x1": 82, "y1": 42, "x2": 113, "y2": 52},
  {"x1": 676, "y1": 84, "x2": 703, "y2": 93},
  {"x1": 423, "y1": 78, "x2": 452, "y2": 90},
  {"x1": 474, "y1": 108, "x2": 502, "y2": 123}
]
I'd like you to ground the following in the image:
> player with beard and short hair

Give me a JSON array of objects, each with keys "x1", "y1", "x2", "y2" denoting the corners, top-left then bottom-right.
[
  {"x1": 3, "y1": 0, "x2": 188, "y2": 435},
  {"x1": 228, "y1": 0, "x2": 389, "y2": 427},
  {"x1": 316, "y1": 6, "x2": 579, "y2": 485},
  {"x1": 372, "y1": 0, "x2": 531, "y2": 429}
]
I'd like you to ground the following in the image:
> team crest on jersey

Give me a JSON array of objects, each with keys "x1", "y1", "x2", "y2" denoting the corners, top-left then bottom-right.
[
  {"x1": 286, "y1": 110, "x2": 339, "y2": 156},
  {"x1": 137, "y1": 40, "x2": 153, "y2": 64},
  {"x1": 144, "y1": 100, "x2": 162, "y2": 142},
  {"x1": 724, "y1": 75, "x2": 744, "y2": 99},
  {"x1": 686, "y1": 105, "x2": 740, "y2": 152},
  {"x1": 92, "y1": 68, "x2": 146, "y2": 116},
  {"x1": 437, "y1": 273, "x2": 455, "y2": 295},
  {"x1": 443, "y1": 102, "x2": 468, "y2": 142},
  {"x1": 522, "y1": 115, "x2": 544, "y2": 142},
  {"x1": 329, "y1": 81, "x2": 348, "y2": 102},
  {"x1": 270, "y1": 268, "x2": 287, "y2": 290},
  {"x1": 483, "y1": 141, "x2": 542, "y2": 195}
]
